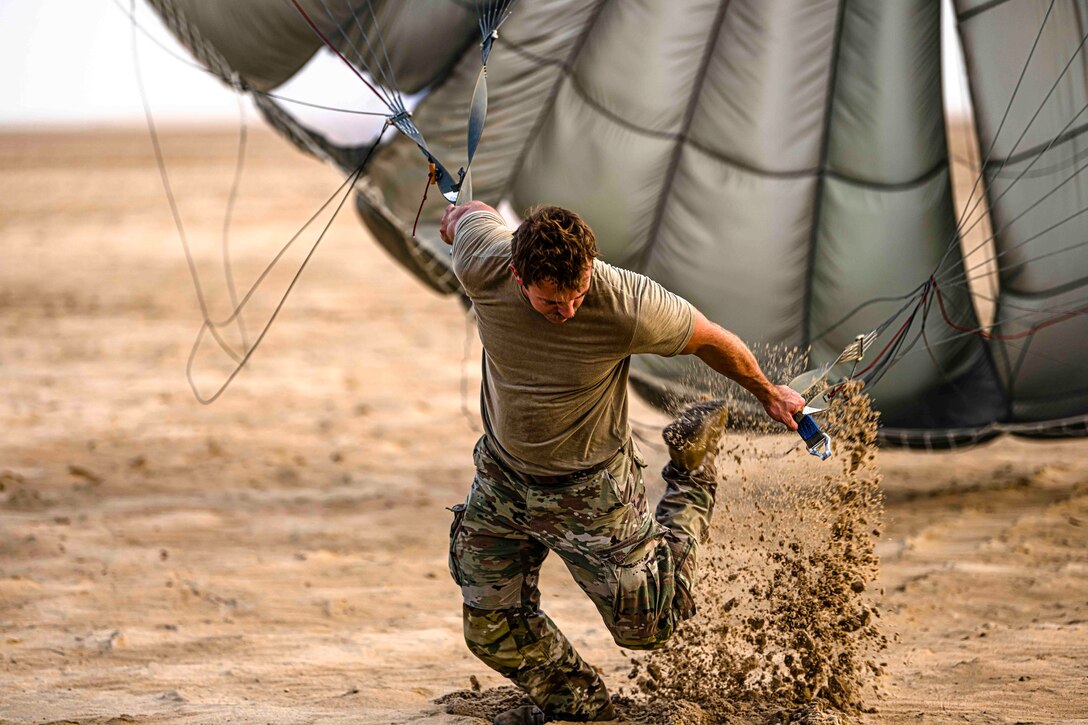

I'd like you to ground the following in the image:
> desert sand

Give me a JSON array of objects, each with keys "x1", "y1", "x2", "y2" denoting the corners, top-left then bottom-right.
[{"x1": 1, "y1": 128, "x2": 1086, "y2": 724}]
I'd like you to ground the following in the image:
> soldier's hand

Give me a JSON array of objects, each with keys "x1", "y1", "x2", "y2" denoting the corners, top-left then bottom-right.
[
  {"x1": 440, "y1": 200, "x2": 498, "y2": 245},
  {"x1": 762, "y1": 384, "x2": 806, "y2": 431},
  {"x1": 439, "y1": 204, "x2": 459, "y2": 245}
]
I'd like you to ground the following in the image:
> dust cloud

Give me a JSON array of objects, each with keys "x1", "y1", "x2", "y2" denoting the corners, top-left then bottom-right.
[{"x1": 626, "y1": 383, "x2": 885, "y2": 723}]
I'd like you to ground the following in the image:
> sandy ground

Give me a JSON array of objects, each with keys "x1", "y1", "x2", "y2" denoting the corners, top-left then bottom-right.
[{"x1": 1, "y1": 128, "x2": 1086, "y2": 724}]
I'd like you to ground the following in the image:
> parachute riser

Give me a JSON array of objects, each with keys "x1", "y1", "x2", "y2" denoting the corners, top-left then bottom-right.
[
  {"x1": 481, "y1": 30, "x2": 498, "y2": 66},
  {"x1": 386, "y1": 110, "x2": 465, "y2": 204}
]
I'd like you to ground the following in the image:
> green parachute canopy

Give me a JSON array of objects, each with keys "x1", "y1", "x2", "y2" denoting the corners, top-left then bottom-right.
[{"x1": 144, "y1": 0, "x2": 1088, "y2": 448}]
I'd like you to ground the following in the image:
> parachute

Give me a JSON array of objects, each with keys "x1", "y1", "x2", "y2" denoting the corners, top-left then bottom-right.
[{"x1": 141, "y1": 0, "x2": 1088, "y2": 448}]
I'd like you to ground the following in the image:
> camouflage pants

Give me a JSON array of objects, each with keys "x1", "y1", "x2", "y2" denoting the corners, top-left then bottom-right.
[{"x1": 447, "y1": 436, "x2": 717, "y2": 720}]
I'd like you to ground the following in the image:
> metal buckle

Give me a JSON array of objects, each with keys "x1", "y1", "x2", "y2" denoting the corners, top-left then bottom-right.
[{"x1": 806, "y1": 432, "x2": 832, "y2": 461}]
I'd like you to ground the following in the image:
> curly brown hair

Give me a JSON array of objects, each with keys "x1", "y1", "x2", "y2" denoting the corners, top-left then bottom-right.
[{"x1": 511, "y1": 206, "x2": 599, "y2": 291}]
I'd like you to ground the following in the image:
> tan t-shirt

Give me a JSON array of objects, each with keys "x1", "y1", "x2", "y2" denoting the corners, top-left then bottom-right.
[{"x1": 453, "y1": 211, "x2": 695, "y2": 477}]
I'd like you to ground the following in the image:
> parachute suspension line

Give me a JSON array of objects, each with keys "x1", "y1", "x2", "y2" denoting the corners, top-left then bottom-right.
[
  {"x1": 186, "y1": 123, "x2": 391, "y2": 405},
  {"x1": 477, "y1": 0, "x2": 516, "y2": 62},
  {"x1": 944, "y1": 207, "x2": 1088, "y2": 292},
  {"x1": 132, "y1": 0, "x2": 246, "y2": 364},
  {"x1": 897, "y1": 291, "x2": 1088, "y2": 364},
  {"x1": 323, "y1": 0, "x2": 397, "y2": 112},
  {"x1": 930, "y1": 0, "x2": 1059, "y2": 277},
  {"x1": 934, "y1": 27, "x2": 1088, "y2": 284},
  {"x1": 925, "y1": 5, "x2": 1088, "y2": 365},
  {"x1": 359, "y1": 0, "x2": 405, "y2": 114},
  {"x1": 257, "y1": 92, "x2": 392, "y2": 117},
  {"x1": 937, "y1": 94, "x2": 1088, "y2": 283},
  {"x1": 288, "y1": 0, "x2": 396, "y2": 114},
  {"x1": 931, "y1": 278, "x2": 1088, "y2": 343},
  {"x1": 970, "y1": 141, "x2": 1088, "y2": 179},
  {"x1": 288, "y1": 0, "x2": 476, "y2": 203},
  {"x1": 852, "y1": 283, "x2": 931, "y2": 382},
  {"x1": 196, "y1": 156, "x2": 371, "y2": 336},
  {"x1": 931, "y1": 150, "x2": 1088, "y2": 326},
  {"x1": 914, "y1": 0, "x2": 1059, "y2": 377},
  {"x1": 841, "y1": 290, "x2": 1088, "y2": 393},
  {"x1": 887, "y1": 12, "x2": 1088, "y2": 393},
  {"x1": 187, "y1": 166, "x2": 364, "y2": 403},
  {"x1": 815, "y1": 277, "x2": 932, "y2": 382},
  {"x1": 326, "y1": 0, "x2": 404, "y2": 114},
  {"x1": 917, "y1": 289, "x2": 976, "y2": 407},
  {"x1": 808, "y1": 283, "x2": 927, "y2": 343},
  {"x1": 823, "y1": 10, "x2": 1088, "y2": 353},
  {"x1": 222, "y1": 85, "x2": 251, "y2": 354}
]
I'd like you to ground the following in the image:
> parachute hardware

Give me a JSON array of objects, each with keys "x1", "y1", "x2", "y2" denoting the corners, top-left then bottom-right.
[
  {"x1": 481, "y1": 30, "x2": 499, "y2": 65},
  {"x1": 796, "y1": 415, "x2": 832, "y2": 461},
  {"x1": 788, "y1": 331, "x2": 875, "y2": 460}
]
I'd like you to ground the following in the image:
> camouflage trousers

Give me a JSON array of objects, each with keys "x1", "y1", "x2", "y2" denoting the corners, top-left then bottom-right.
[{"x1": 447, "y1": 436, "x2": 717, "y2": 720}]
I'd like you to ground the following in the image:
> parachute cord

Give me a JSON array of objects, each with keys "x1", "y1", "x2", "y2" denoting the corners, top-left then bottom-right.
[
  {"x1": 930, "y1": 0, "x2": 1059, "y2": 278},
  {"x1": 937, "y1": 21, "x2": 1088, "y2": 279},
  {"x1": 184, "y1": 123, "x2": 391, "y2": 404},
  {"x1": 936, "y1": 93, "x2": 1088, "y2": 285},
  {"x1": 916, "y1": 288, "x2": 977, "y2": 409},
  {"x1": 932, "y1": 277, "x2": 1088, "y2": 342},
  {"x1": 943, "y1": 208, "x2": 1088, "y2": 292},
  {"x1": 318, "y1": 0, "x2": 401, "y2": 113},
  {"x1": 412, "y1": 163, "x2": 436, "y2": 237},
  {"x1": 361, "y1": 0, "x2": 405, "y2": 113},
  {"x1": 856, "y1": 290, "x2": 1088, "y2": 382},
  {"x1": 132, "y1": 0, "x2": 245, "y2": 364},
  {"x1": 187, "y1": 164, "x2": 364, "y2": 404},
  {"x1": 808, "y1": 283, "x2": 926, "y2": 344},
  {"x1": 222, "y1": 86, "x2": 250, "y2": 354},
  {"x1": 851, "y1": 284, "x2": 930, "y2": 382},
  {"x1": 288, "y1": 0, "x2": 395, "y2": 113},
  {"x1": 843, "y1": 65, "x2": 1088, "y2": 390}
]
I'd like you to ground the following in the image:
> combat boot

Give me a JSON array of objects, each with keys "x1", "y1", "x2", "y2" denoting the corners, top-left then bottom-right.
[
  {"x1": 662, "y1": 399, "x2": 728, "y2": 472},
  {"x1": 493, "y1": 700, "x2": 617, "y2": 724},
  {"x1": 493, "y1": 704, "x2": 546, "y2": 725}
]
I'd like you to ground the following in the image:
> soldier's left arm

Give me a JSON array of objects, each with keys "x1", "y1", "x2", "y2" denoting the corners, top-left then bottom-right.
[{"x1": 680, "y1": 309, "x2": 805, "y2": 431}]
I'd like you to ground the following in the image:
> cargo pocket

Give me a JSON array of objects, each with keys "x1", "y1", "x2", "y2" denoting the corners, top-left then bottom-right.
[
  {"x1": 606, "y1": 531, "x2": 677, "y2": 649},
  {"x1": 447, "y1": 502, "x2": 468, "y2": 585}
]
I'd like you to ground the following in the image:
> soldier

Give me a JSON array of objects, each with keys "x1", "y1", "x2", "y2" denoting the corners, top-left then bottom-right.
[{"x1": 439, "y1": 202, "x2": 804, "y2": 724}]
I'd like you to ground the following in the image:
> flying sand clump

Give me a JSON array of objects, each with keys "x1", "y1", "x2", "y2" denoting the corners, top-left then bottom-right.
[{"x1": 625, "y1": 383, "x2": 886, "y2": 722}]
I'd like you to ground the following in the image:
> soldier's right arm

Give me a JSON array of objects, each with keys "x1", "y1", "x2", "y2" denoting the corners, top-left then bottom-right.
[
  {"x1": 440, "y1": 201, "x2": 498, "y2": 245},
  {"x1": 446, "y1": 203, "x2": 513, "y2": 296}
]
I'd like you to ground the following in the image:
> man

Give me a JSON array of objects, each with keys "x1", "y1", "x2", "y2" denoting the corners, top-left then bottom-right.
[{"x1": 439, "y1": 201, "x2": 804, "y2": 724}]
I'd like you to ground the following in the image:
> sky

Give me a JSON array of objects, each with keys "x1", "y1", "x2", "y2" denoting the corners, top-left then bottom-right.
[
  {"x1": 0, "y1": 0, "x2": 391, "y2": 143},
  {"x1": 1, "y1": 0, "x2": 247, "y2": 125},
  {"x1": 0, "y1": 0, "x2": 971, "y2": 131}
]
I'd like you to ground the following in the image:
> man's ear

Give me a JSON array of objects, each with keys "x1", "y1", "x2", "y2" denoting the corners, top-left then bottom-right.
[{"x1": 508, "y1": 263, "x2": 522, "y2": 286}]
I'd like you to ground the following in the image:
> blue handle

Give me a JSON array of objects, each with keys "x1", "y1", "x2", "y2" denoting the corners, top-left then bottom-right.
[{"x1": 794, "y1": 413, "x2": 832, "y2": 460}]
